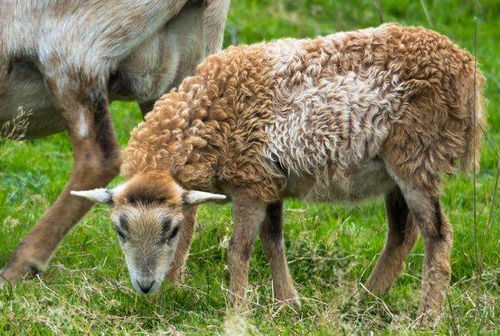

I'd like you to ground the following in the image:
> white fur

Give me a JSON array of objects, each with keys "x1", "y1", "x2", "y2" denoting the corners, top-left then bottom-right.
[
  {"x1": 77, "y1": 109, "x2": 89, "y2": 138},
  {"x1": 71, "y1": 184, "x2": 125, "y2": 204},
  {"x1": 263, "y1": 29, "x2": 406, "y2": 201},
  {"x1": 184, "y1": 190, "x2": 227, "y2": 205},
  {"x1": 71, "y1": 188, "x2": 112, "y2": 203},
  {"x1": 0, "y1": 0, "x2": 230, "y2": 138}
]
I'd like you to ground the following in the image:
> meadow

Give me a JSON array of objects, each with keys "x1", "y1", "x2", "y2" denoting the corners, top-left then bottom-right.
[{"x1": 0, "y1": 0, "x2": 498, "y2": 334}]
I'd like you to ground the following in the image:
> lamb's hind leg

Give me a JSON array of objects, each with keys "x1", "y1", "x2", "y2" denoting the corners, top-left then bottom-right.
[
  {"x1": 366, "y1": 186, "x2": 418, "y2": 294},
  {"x1": 397, "y1": 182, "x2": 453, "y2": 326},
  {"x1": 1, "y1": 74, "x2": 121, "y2": 283},
  {"x1": 259, "y1": 201, "x2": 299, "y2": 307}
]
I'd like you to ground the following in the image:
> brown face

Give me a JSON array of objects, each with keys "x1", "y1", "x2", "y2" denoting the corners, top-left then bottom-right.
[
  {"x1": 71, "y1": 171, "x2": 227, "y2": 294},
  {"x1": 111, "y1": 202, "x2": 184, "y2": 294}
]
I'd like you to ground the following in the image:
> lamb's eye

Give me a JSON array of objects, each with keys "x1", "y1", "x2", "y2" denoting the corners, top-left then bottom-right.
[
  {"x1": 168, "y1": 226, "x2": 179, "y2": 241},
  {"x1": 119, "y1": 214, "x2": 129, "y2": 231},
  {"x1": 159, "y1": 218, "x2": 176, "y2": 244},
  {"x1": 115, "y1": 227, "x2": 126, "y2": 241},
  {"x1": 161, "y1": 218, "x2": 172, "y2": 233}
]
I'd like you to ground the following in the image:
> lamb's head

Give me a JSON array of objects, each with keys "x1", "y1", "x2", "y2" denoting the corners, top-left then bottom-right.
[{"x1": 71, "y1": 171, "x2": 226, "y2": 295}]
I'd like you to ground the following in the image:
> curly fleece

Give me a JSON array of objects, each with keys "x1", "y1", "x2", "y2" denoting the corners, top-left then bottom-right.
[{"x1": 122, "y1": 23, "x2": 486, "y2": 202}]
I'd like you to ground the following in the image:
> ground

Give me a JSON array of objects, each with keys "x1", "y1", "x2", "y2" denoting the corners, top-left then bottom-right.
[{"x1": 0, "y1": 0, "x2": 498, "y2": 335}]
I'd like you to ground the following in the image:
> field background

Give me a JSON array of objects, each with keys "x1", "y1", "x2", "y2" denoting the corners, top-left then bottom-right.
[{"x1": 0, "y1": 0, "x2": 498, "y2": 334}]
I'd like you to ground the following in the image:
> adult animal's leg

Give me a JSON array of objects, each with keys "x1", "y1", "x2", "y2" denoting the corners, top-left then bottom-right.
[
  {"x1": 139, "y1": 101, "x2": 155, "y2": 119},
  {"x1": 1, "y1": 73, "x2": 121, "y2": 283}
]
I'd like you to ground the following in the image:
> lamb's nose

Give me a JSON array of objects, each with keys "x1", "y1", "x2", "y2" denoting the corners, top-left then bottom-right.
[{"x1": 137, "y1": 280, "x2": 155, "y2": 294}]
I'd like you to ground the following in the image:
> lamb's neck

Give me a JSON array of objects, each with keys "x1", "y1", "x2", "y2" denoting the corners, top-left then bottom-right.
[{"x1": 122, "y1": 75, "x2": 223, "y2": 192}]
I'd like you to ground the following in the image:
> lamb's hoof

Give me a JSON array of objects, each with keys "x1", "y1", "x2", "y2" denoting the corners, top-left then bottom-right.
[
  {"x1": 0, "y1": 269, "x2": 5, "y2": 290},
  {"x1": 166, "y1": 273, "x2": 181, "y2": 285},
  {"x1": 167, "y1": 275, "x2": 183, "y2": 287},
  {"x1": 415, "y1": 310, "x2": 440, "y2": 328},
  {"x1": 364, "y1": 279, "x2": 391, "y2": 296},
  {"x1": 277, "y1": 296, "x2": 301, "y2": 309},
  {"x1": 166, "y1": 267, "x2": 187, "y2": 285}
]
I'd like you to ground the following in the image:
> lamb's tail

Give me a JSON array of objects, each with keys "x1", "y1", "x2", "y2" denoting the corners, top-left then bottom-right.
[{"x1": 461, "y1": 70, "x2": 487, "y2": 172}]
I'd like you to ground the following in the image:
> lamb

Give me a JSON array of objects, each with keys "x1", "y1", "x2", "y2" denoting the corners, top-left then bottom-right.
[
  {"x1": 0, "y1": 0, "x2": 230, "y2": 283},
  {"x1": 73, "y1": 23, "x2": 486, "y2": 325}
]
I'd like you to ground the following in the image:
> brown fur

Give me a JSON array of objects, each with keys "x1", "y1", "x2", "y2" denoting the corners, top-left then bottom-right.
[
  {"x1": 259, "y1": 201, "x2": 299, "y2": 306},
  {"x1": 167, "y1": 206, "x2": 198, "y2": 283},
  {"x1": 123, "y1": 24, "x2": 485, "y2": 201},
  {"x1": 2, "y1": 88, "x2": 121, "y2": 281},
  {"x1": 366, "y1": 187, "x2": 418, "y2": 294},
  {"x1": 227, "y1": 191, "x2": 267, "y2": 307},
  {"x1": 121, "y1": 44, "x2": 280, "y2": 201},
  {"x1": 112, "y1": 24, "x2": 485, "y2": 325},
  {"x1": 115, "y1": 171, "x2": 183, "y2": 207}
]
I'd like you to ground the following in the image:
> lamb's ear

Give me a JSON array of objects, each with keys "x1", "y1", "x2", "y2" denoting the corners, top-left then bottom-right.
[
  {"x1": 71, "y1": 186, "x2": 122, "y2": 206},
  {"x1": 183, "y1": 190, "x2": 227, "y2": 206}
]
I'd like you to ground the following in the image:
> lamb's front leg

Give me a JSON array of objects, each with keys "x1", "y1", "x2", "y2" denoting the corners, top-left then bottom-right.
[
  {"x1": 260, "y1": 201, "x2": 299, "y2": 307},
  {"x1": 166, "y1": 206, "x2": 198, "y2": 284},
  {"x1": 228, "y1": 193, "x2": 267, "y2": 308}
]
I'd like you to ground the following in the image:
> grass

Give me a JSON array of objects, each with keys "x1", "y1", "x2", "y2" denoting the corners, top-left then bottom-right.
[{"x1": 0, "y1": 0, "x2": 499, "y2": 334}]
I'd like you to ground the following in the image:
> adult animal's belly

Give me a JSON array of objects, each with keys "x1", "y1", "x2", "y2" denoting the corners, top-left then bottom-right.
[{"x1": 0, "y1": 62, "x2": 65, "y2": 139}]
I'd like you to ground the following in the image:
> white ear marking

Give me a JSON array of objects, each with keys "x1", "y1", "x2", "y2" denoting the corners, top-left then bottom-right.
[
  {"x1": 71, "y1": 188, "x2": 113, "y2": 204},
  {"x1": 183, "y1": 190, "x2": 227, "y2": 205}
]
